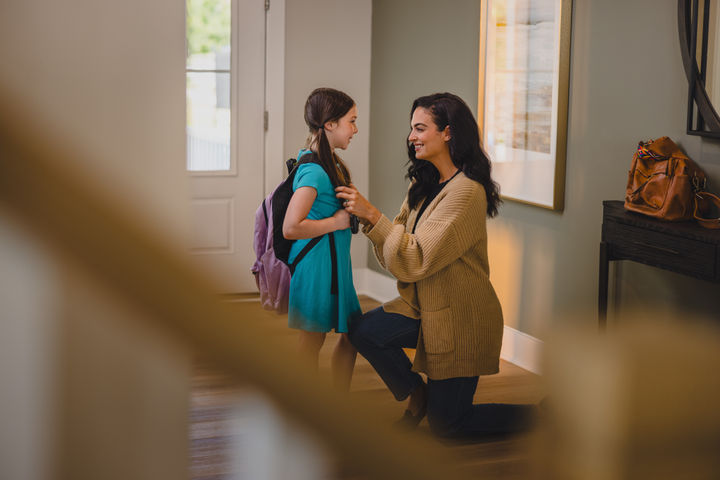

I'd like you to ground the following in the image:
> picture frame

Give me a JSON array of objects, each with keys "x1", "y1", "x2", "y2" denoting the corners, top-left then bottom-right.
[{"x1": 478, "y1": 0, "x2": 572, "y2": 211}]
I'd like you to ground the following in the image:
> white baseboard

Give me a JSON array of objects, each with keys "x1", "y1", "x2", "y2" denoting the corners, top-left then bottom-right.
[
  {"x1": 353, "y1": 267, "x2": 543, "y2": 375},
  {"x1": 353, "y1": 267, "x2": 399, "y2": 303},
  {"x1": 498, "y1": 325, "x2": 542, "y2": 375}
]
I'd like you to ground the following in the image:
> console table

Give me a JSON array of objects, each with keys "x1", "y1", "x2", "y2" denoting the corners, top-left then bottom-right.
[{"x1": 599, "y1": 200, "x2": 720, "y2": 330}]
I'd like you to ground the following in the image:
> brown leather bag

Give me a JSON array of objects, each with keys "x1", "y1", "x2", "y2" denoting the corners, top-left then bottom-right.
[{"x1": 624, "y1": 137, "x2": 707, "y2": 222}]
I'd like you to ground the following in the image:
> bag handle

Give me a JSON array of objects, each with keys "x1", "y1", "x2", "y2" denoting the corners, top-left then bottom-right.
[
  {"x1": 692, "y1": 174, "x2": 720, "y2": 228},
  {"x1": 693, "y1": 191, "x2": 720, "y2": 229},
  {"x1": 636, "y1": 142, "x2": 670, "y2": 161}
]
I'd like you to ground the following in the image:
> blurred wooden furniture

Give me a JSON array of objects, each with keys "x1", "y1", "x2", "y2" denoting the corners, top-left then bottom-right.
[{"x1": 598, "y1": 200, "x2": 720, "y2": 330}]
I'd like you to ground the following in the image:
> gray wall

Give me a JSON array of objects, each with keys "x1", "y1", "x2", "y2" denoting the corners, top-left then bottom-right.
[
  {"x1": 283, "y1": 0, "x2": 372, "y2": 268},
  {"x1": 368, "y1": 0, "x2": 481, "y2": 262},
  {"x1": 369, "y1": 0, "x2": 720, "y2": 338}
]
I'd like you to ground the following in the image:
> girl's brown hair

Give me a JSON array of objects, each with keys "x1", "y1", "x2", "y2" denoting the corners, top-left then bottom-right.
[{"x1": 304, "y1": 87, "x2": 354, "y2": 187}]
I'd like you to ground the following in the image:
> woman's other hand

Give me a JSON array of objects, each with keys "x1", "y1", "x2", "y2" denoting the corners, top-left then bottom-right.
[
  {"x1": 332, "y1": 207, "x2": 351, "y2": 231},
  {"x1": 335, "y1": 185, "x2": 381, "y2": 226}
]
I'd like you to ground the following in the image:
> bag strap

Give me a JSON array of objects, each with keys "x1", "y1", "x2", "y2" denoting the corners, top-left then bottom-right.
[
  {"x1": 288, "y1": 232, "x2": 340, "y2": 296},
  {"x1": 636, "y1": 142, "x2": 670, "y2": 161},
  {"x1": 286, "y1": 151, "x2": 317, "y2": 175},
  {"x1": 637, "y1": 137, "x2": 688, "y2": 162},
  {"x1": 289, "y1": 235, "x2": 323, "y2": 274},
  {"x1": 285, "y1": 151, "x2": 341, "y2": 293},
  {"x1": 328, "y1": 232, "x2": 338, "y2": 295},
  {"x1": 261, "y1": 198, "x2": 269, "y2": 226},
  {"x1": 691, "y1": 173, "x2": 720, "y2": 228},
  {"x1": 693, "y1": 191, "x2": 720, "y2": 229}
]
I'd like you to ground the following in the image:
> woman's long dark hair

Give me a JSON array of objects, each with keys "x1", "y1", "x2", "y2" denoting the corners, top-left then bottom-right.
[
  {"x1": 304, "y1": 87, "x2": 353, "y2": 187},
  {"x1": 406, "y1": 93, "x2": 501, "y2": 217}
]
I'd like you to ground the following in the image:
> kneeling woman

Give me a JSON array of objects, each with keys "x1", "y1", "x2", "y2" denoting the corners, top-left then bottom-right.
[{"x1": 336, "y1": 93, "x2": 536, "y2": 437}]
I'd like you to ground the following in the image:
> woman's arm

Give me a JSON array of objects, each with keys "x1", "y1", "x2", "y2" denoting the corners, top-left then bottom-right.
[
  {"x1": 283, "y1": 186, "x2": 350, "y2": 240},
  {"x1": 363, "y1": 182, "x2": 487, "y2": 283},
  {"x1": 336, "y1": 185, "x2": 410, "y2": 269}
]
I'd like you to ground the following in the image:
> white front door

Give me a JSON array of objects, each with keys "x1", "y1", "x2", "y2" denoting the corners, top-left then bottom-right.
[{"x1": 186, "y1": 0, "x2": 265, "y2": 293}]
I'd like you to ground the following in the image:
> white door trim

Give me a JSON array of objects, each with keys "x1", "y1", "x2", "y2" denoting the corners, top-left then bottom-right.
[{"x1": 264, "y1": 0, "x2": 286, "y2": 196}]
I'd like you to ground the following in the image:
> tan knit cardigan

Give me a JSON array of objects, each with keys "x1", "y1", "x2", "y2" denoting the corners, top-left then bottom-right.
[{"x1": 364, "y1": 173, "x2": 503, "y2": 380}]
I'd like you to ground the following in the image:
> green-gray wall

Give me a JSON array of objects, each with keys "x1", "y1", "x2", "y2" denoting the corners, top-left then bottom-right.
[
  {"x1": 369, "y1": 0, "x2": 720, "y2": 338},
  {"x1": 368, "y1": 0, "x2": 481, "y2": 240}
]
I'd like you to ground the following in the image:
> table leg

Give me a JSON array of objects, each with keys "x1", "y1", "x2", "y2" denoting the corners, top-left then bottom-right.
[{"x1": 598, "y1": 241, "x2": 609, "y2": 332}]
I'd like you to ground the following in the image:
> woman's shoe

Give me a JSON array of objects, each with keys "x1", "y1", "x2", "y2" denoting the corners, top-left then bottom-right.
[{"x1": 393, "y1": 404, "x2": 427, "y2": 430}]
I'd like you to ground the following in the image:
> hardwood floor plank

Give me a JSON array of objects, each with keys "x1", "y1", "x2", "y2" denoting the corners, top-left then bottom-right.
[{"x1": 190, "y1": 295, "x2": 543, "y2": 479}]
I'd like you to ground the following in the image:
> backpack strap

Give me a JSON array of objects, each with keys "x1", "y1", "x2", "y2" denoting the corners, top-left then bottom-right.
[
  {"x1": 261, "y1": 198, "x2": 269, "y2": 226},
  {"x1": 286, "y1": 151, "x2": 317, "y2": 175},
  {"x1": 288, "y1": 235, "x2": 324, "y2": 274},
  {"x1": 285, "y1": 151, "x2": 340, "y2": 294},
  {"x1": 288, "y1": 232, "x2": 340, "y2": 296},
  {"x1": 328, "y1": 232, "x2": 338, "y2": 295}
]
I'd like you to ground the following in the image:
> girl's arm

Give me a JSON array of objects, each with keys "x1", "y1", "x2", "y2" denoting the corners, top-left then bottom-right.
[{"x1": 283, "y1": 186, "x2": 350, "y2": 240}]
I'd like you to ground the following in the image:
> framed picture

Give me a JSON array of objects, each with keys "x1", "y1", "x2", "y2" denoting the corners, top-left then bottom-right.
[{"x1": 478, "y1": 0, "x2": 572, "y2": 210}]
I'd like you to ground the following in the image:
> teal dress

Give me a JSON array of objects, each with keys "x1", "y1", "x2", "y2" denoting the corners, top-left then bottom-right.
[{"x1": 287, "y1": 150, "x2": 361, "y2": 333}]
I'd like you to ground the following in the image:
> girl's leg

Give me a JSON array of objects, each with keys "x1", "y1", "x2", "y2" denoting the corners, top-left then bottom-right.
[
  {"x1": 297, "y1": 330, "x2": 326, "y2": 370},
  {"x1": 348, "y1": 307, "x2": 423, "y2": 401},
  {"x1": 331, "y1": 333, "x2": 357, "y2": 391}
]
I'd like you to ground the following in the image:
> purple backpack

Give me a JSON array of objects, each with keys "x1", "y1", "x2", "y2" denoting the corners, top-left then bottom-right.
[{"x1": 251, "y1": 154, "x2": 327, "y2": 313}]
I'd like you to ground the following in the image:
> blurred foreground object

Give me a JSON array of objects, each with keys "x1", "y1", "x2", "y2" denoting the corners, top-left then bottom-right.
[
  {"x1": 0, "y1": 82, "x2": 476, "y2": 479},
  {"x1": 539, "y1": 314, "x2": 720, "y2": 480}
]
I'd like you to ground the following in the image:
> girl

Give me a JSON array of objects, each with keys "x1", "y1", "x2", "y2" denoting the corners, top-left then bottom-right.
[
  {"x1": 282, "y1": 87, "x2": 361, "y2": 391},
  {"x1": 336, "y1": 93, "x2": 537, "y2": 436}
]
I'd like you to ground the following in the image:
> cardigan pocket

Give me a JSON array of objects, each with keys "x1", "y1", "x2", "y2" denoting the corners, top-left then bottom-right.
[{"x1": 421, "y1": 307, "x2": 454, "y2": 354}]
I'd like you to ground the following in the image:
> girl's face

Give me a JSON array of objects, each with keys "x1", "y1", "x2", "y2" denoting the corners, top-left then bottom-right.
[
  {"x1": 408, "y1": 107, "x2": 450, "y2": 162},
  {"x1": 324, "y1": 104, "x2": 358, "y2": 150}
]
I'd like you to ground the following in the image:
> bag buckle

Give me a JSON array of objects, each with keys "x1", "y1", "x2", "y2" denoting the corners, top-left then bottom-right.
[{"x1": 692, "y1": 174, "x2": 707, "y2": 193}]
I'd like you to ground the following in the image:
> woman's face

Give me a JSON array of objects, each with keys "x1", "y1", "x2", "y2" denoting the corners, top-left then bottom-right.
[
  {"x1": 324, "y1": 104, "x2": 358, "y2": 150},
  {"x1": 408, "y1": 107, "x2": 450, "y2": 162}
]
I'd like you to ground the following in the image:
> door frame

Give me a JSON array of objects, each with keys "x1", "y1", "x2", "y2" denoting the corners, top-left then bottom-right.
[{"x1": 264, "y1": 0, "x2": 286, "y2": 195}]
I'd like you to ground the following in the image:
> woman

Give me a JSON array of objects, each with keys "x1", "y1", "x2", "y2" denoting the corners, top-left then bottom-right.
[
  {"x1": 283, "y1": 87, "x2": 361, "y2": 391},
  {"x1": 335, "y1": 93, "x2": 536, "y2": 437}
]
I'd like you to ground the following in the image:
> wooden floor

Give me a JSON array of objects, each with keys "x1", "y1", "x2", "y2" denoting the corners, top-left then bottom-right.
[{"x1": 190, "y1": 296, "x2": 544, "y2": 479}]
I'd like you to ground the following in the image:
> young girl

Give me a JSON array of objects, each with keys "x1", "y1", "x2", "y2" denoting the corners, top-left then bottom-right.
[{"x1": 282, "y1": 87, "x2": 362, "y2": 391}]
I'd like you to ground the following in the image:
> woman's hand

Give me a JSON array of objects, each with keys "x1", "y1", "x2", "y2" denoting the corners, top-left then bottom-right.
[
  {"x1": 332, "y1": 207, "x2": 351, "y2": 231},
  {"x1": 335, "y1": 185, "x2": 381, "y2": 226},
  {"x1": 284, "y1": 186, "x2": 349, "y2": 239}
]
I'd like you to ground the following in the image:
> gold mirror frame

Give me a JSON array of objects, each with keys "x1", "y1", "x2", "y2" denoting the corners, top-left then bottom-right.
[{"x1": 478, "y1": 0, "x2": 573, "y2": 211}]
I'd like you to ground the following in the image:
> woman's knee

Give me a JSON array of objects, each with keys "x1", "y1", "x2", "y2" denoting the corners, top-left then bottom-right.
[
  {"x1": 348, "y1": 307, "x2": 385, "y2": 350},
  {"x1": 426, "y1": 409, "x2": 464, "y2": 438},
  {"x1": 348, "y1": 313, "x2": 369, "y2": 348}
]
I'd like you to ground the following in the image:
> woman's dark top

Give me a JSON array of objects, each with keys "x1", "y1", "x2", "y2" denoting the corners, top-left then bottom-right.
[{"x1": 412, "y1": 169, "x2": 461, "y2": 233}]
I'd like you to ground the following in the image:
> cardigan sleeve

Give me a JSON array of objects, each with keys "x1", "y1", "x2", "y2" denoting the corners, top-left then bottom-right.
[
  {"x1": 364, "y1": 195, "x2": 410, "y2": 269},
  {"x1": 365, "y1": 181, "x2": 487, "y2": 283}
]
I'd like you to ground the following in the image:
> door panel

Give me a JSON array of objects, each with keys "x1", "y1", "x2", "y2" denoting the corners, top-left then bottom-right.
[{"x1": 188, "y1": 0, "x2": 265, "y2": 293}]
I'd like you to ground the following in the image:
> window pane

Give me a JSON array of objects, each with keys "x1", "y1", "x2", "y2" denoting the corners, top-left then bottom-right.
[
  {"x1": 186, "y1": 0, "x2": 231, "y2": 172},
  {"x1": 186, "y1": 0, "x2": 231, "y2": 69},
  {"x1": 186, "y1": 71, "x2": 231, "y2": 171}
]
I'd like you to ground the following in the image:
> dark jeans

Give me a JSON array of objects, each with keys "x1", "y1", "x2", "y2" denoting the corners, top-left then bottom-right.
[{"x1": 349, "y1": 307, "x2": 536, "y2": 438}]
